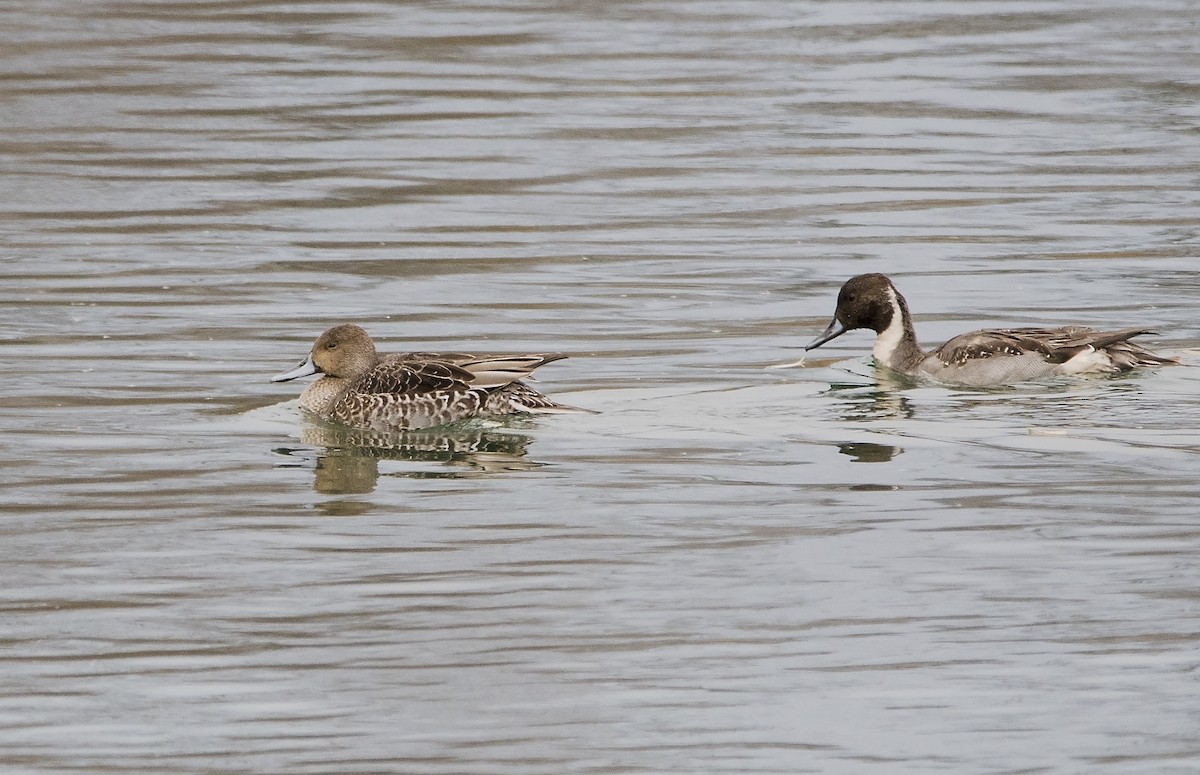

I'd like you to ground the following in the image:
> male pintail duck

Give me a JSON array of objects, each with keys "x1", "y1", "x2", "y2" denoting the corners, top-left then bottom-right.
[
  {"x1": 805, "y1": 273, "x2": 1176, "y2": 387},
  {"x1": 272, "y1": 324, "x2": 591, "y2": 430}
]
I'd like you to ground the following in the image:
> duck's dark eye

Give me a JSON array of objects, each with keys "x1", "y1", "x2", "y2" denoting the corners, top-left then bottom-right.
[{"x1": 327, "y1": 342, "x2": 339, "y2": 350}]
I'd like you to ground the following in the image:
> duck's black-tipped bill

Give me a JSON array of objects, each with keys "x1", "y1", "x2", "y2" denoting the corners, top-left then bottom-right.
[
  {"x1": 271, "y1": 354, "x2": 319, "y2": 382},
  {"x1": 805, "y1": 318, "x2": 848, "y2": 350}
]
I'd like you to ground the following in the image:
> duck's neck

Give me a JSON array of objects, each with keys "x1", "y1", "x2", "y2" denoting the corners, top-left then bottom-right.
[{"x1": 873, "y1": 285, "x2": 925, "y2": 372}]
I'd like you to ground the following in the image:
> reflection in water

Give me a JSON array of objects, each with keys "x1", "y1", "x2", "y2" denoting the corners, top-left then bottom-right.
[
  {"x1": 313, "y1": 493, "x2": 375, "y2": 517},
  {"x1": 838, "y1": 442, "x2": 901, "y2": 463},
  {"x1": 828, "y1": 379, "x2": 915, "y2": 421},
  {"x1": 274, "y1": 421, "x2": 541, "y2": 494},
  {"x1": 312, "y1": 453, "x2": 379, "y2": 496}
]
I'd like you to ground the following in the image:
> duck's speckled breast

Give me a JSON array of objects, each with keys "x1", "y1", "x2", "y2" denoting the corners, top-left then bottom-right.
[{"x1": 298, "y1": 376, "x2": 351, "y2": 415}]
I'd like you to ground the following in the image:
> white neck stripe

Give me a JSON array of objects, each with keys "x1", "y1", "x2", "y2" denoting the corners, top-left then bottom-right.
[{"x1": 872, "y1": 286, "x2": 905, "y2": 368}]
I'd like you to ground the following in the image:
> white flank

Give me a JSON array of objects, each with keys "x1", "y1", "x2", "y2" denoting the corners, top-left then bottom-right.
[
  {"x1": 1059, "y1": 346, "x2": 1113, "y2": 375},
  {"x1": 872, "y1": 286, "x2": 906, "y2": 368}
]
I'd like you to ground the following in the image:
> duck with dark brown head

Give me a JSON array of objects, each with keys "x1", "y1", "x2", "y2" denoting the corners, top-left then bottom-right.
[{"x1": 805, "y1": 273, "x2": 1176, "y2": 387}]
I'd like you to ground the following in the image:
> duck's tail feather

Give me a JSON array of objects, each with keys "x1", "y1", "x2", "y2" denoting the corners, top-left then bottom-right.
[
  {"x1": 511, "y1": 400, "x2": 600, "y2": 415},
  {"x1": 454, "y1": 353, "x2": 570, "y2": 389},
  {"x1": 1092, "y1": 329, "x2": 1178, "y2": 370},
  {"x1": 484, "y1": 381, "x2": 598, "y2": 415}
]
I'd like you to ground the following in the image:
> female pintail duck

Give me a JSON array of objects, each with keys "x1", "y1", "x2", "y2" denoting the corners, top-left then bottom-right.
[
  {"x1": 805, "y1": 273, "x2": 1176, "y2": 387},
  {"x1": 272, "y1": 324, "x2": 591, "y2": 431}
]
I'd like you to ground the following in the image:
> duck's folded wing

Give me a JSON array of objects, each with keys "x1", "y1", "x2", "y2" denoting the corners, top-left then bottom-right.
[
  {"x1": 353, "y1": 360, "x2": 477, "y2": 395},
  {"x1": 455, "y1": 354, "x2": 568, "y2": 388},
  {"x1": 387, "y1": 351, "x2": 479, "y2": 364},
  {"x1": 933, "y1": 327, "x2": 1089, "y2": 365},
  {"x1": 391, "y1": 352, "x2": 568, "y2": 388},
  {"x1": 933, "y1": 326, "x2": 1161, "y2": 365}
]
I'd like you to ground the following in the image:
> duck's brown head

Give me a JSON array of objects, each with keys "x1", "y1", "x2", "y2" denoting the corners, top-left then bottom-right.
[{"x1": 271, "y1": 323, "x2": 378, "y2": 382}]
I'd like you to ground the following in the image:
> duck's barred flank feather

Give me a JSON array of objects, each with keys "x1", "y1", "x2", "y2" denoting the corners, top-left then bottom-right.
[
  {"x1": 329, "y1": 387, "x2": 489, "y2": 431},
  {"x1": 274, "y1": 324, "x2": 592, "y2": 432}
]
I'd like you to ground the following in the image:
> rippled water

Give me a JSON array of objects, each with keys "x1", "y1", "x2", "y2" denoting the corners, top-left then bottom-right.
[{"x1": 4, "y1": 1, "x2": 1200, "y2": 772}]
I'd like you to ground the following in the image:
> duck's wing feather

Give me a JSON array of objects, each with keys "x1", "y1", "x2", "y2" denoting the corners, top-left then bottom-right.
[
  {"x1": 933, "y1": 326, "x2": 1164, "y2": 366},
  {"x1": 385, "y1": 351, "x2": 480, "y2": 364},
  {"x1": 352, "y1": 359, "x2": 478, "y2": 395},
  {"x1": 387, "y1": 352, "x2": 569, "y2": 389}
]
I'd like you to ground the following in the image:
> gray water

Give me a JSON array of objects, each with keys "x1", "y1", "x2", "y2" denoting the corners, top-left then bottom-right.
[{"x1": 3, "y1": 1, "x2": 1200, "y2": 773}]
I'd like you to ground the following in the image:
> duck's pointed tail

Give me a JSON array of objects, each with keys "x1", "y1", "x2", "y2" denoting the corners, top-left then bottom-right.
[
  {"x1": 513, "y1": 400, "x2": 600, "y2": 415},
  {"x1": 1091, "y1": 328, "x2": 1178, "y2": 370}
]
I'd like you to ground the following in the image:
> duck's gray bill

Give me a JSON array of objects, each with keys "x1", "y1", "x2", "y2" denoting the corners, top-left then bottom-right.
[
  {"x1": 271, "y1": 354, "x2": 319, "y2": 382},
  {"x1": 805, "y1": 318, "x2": 847, "y2": 350}
]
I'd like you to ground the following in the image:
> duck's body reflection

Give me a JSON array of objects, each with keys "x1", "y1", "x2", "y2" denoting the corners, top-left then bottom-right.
[{"x1": 276, "y1": 419, "x2": 542, "y2": 495}]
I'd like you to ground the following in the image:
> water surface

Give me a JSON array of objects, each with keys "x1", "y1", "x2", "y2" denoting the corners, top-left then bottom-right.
[{"x1": 3, "y1": 1, "x2": 1200, "y2": 773}]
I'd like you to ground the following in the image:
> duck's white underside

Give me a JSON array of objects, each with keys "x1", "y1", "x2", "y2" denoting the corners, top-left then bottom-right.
[{"x1": 1057, "y1": 346, "x2": 1111, "y2": 374}]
